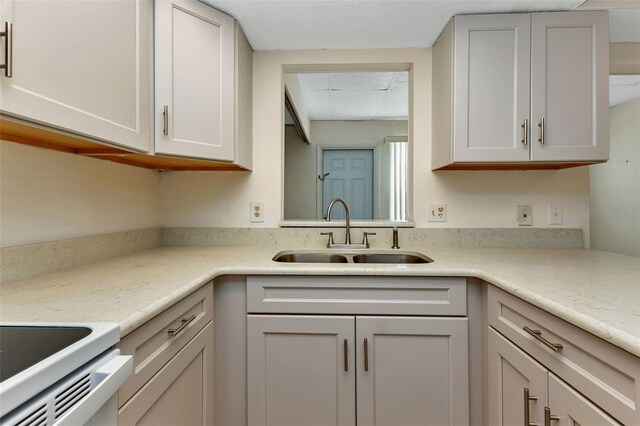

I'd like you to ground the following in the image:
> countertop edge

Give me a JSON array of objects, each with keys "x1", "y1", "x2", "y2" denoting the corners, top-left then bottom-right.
[{"x1": 114, "y1": 264, "x2": 640, "y2": 358}]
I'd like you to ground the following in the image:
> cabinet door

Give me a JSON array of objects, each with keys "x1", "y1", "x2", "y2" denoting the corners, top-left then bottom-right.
[
  {"x1": 356, "y1": 316, "x2": 469, "y2": 426},
  {"x1": 154, "y1": 0, "x2": 235, "y2": 161},
  {"x1": 118, "y1": 321, "x2": 214, "y2": 426},
  {"x1": 247, "y1": 315, "x2": 356, "y2": 426},
  {"x1": 453, "y1": 14, "x2": 531, "y2": 163},
  {"x1": 487, "y1": 327, "x2": 548, "y2": 426},
  {"x1": 0, "y1": 0, "x2": 151, "y2": 152},
  {"x1": 530, "y1": 11, "x2": 609, "y2": 162},
  {"x1": 547, "y1": 373, "x2": 621, "y2": 425}
]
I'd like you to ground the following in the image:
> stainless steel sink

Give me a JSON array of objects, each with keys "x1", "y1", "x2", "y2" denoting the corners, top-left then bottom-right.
[
  {"x1": 352, "y1": 252, "x2": 433, "y2": 264},
  {"x1": 272, "y1": 250, "x2": 432, "y2": 264},
  {"x1": 273, "y1": 252, "x2": 349, "y2": 263}
]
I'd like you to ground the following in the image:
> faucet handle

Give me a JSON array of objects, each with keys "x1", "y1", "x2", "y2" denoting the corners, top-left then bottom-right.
[
  {"x1": 320, "y1": 232, "x2": 334, "y2": 248},
  {"x1": 362, "y1": 232, "x2": 376, "y2": 249}
]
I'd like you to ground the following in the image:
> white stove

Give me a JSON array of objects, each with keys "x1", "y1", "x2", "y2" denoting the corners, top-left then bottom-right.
[{"x1": 0, "y1": 323, "x2": 132, "y2": 426}]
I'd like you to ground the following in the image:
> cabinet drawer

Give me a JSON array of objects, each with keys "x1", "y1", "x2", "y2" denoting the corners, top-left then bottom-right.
[
  {"x1": 247, "y1": 276, "x2": 466, "y2": 315},
  {"x1": 117, "y1": 281, "x2": 214, "y2": 407},
  {"x1": 488, "y1": 286, "x2": 640, "y2": 425},
  {"x1": 118, "y1": 321, "x2": 214, "y2": 426}
]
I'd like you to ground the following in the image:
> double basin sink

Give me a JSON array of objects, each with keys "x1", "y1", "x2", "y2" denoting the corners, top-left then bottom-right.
[{"x1": 273, "y1": 250, "x2": 433, "y2": 264}]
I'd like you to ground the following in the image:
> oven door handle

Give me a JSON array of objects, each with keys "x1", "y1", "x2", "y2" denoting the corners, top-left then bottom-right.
[{"x1": 54, "y1": 351, "x2": 132, "y2": 426}]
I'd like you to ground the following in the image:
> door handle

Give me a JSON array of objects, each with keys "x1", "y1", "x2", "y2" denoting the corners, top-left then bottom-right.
[
  {"x1": 344, "y1": 339, "x2": 348, "y2": 372},
  {"x1": 0, "y1": 21, "x2": 13, "y2": 78},
  {"x1": 524, "y1": 388, "x2": 539, "y2": 426},
  {"x1": 364, "y1": 338, "x2": 369, "y2": 372},
  {"x1": 521, "y1": 118, "x2": 529, "y2": 146},
  {"x1": 537, "y1": 118, "x2": 545, "y2": 145},
  {"x1": 544, "y1": 407, "x2": 559, "y2": 426},
  {"x1": 162, "y1": 105, "x2": 169, "y2": 136},
  {"x1": 168, "y1": 315, "x2": 196, "y2": 337},
  {"x1": 523, "y1": 326, "x2": 563, "y2": 352}
]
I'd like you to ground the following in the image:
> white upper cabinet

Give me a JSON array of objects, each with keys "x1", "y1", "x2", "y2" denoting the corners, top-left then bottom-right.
[
  {"x1": 0, "y1": 0, "x2": 151, "y2": 152},
  {"x1": 453, "y1": 14, "x2": 531, "y2": 163},
  {"x1": 155, "y1": 0, "x2": 251, "y2": 164},
  {"x1": 530, "y1": 12, "x2": 609, "y2": 162},
  {"x1": 432, "y1": 11, "x2": 609, "y2": 170}
]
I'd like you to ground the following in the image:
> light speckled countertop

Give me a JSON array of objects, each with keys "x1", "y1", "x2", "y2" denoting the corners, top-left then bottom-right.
[{"x1": 1, "y1": 245, "x2": 638, "y2": 356}]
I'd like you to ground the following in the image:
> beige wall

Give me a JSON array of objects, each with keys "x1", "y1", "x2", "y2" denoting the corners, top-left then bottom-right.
[
  {"x1": 284, "y1": 126, "x2": 316, "y2": 219},
  {"x1": 161, "y1": 48, "x2": 590, "y2": 244},
  {"x1": 284, "y1": 74, "x2": 311, "y2": 141},
  {"x1": 590, "y1": 98, "x2": 640, "y2": 256},
  {"x1": 0, "y1": 142, "x2": 162, "y2": 247}
]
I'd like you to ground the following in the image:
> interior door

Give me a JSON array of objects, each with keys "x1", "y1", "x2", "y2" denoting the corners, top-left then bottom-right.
[
  {"x1": 154, "y1": 0, "x2": 235, "y2": 161},
  {"x1": 0, "y1": 0, "x2": 151, "y2": 151},
  {"x1": 487, "y1": 328, "x2": 548, "y2": 426},
  {"x1": 356, "y1": 316, "x2": 469, "y2": 426},
  {"x1": 547, "y1": 373, "x2": 621, "y2": 425},
  {"x1": 530, "y1": 11, "x2": 609, "y2": 162},
  {"x1": 322, "y1": 149, "x2": 374, "y2": 220},
  {"x1": 247, "y1": 315, "x2": 356, "y2": 426},
  {"x1": 453, "y1": 14, "x2": 531, "y2": 163}
]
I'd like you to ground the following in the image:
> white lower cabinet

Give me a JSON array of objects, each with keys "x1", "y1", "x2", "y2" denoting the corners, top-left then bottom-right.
[
  {"x1": 247, "y1": 315, "x2": 356, "y2": 426},
  {"x1": 547, "y1": 373, "x2": 620, "y2": 426},
  {"x1": 488, "y1": 328, "x2": 621, "y2": 426},
  {"x1": 356, "y1": 317, "x2": 469, "y2": 426},
  {"x1": 248, "y1": 314, "x2": 469, "y2": 426}
]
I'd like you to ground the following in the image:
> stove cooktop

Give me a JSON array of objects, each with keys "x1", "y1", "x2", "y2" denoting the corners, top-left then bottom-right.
[{"x1": 0, "y1": 326, "x2": 91, "y2": 382}]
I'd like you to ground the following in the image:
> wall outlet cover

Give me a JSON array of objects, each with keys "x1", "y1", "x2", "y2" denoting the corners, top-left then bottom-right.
[
  {"x1": 428, "y1": 204, "x2": 447, "y2": 222},
  {"x1": 517, "y1": 205, "x2": 533, "y2": 226},
  {"x1": 250, "y1": 201, "x2": 265, "y2": 223},
  {"x1": 549, "y1": 204, "x2": 563, "y2": 225}
]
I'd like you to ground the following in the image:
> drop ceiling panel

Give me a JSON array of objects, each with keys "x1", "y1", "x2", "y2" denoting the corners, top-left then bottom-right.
[
  {"x1": 331, "y1": 90, "x2": 387, "y2": 119},
  {"x1": 298, "y1": 72, "x2": 409, "y2": 120},
  {"x1": 303, "y1": 90, "x2": 332, "y2": 120},
  {"x1": 610, "y1": 75, "x2": 640, "y2": 107},
  {"x1": 329, "y1": 72, "x2": 395, "y2": 90},
  {"x1": 298, "y1": 73, "x2": 330, "y2": 91},
  {"x1": 376, "y1": 90, "x2": 409, "y2": 119}
]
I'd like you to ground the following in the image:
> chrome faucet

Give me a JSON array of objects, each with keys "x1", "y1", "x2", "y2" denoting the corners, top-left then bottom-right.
[{"x1": 325, "y1": 198, "x2": 352, "y2": 244}]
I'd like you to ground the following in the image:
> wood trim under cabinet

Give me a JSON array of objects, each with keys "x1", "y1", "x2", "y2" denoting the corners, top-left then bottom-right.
[
  {"x1": 0, "y1": 118, "x2": 249, "y2": 171},
  {"x1": 433, "y1": 161, "x2": 602, "y2": 171}
]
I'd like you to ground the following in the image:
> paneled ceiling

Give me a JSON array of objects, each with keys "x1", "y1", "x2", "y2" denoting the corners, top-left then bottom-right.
[
  {"x1": 296, "y1": 72, "x2": 408, "y2": 121},
  {"x1": 610, "y1": 75, "x2": 640, "y2": 107},
  {"x1": 203, "y1": 1, "x2": 640, "y2": 50}
]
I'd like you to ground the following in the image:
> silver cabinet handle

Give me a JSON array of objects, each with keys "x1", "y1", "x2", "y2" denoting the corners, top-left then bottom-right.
[
  {"x1": 162, "y1": 105, "x2": 169, "y2": 136},
  {"x1": 343, "y1": 339, "x2": 348, "y2": 372},
  {"x1": 364, "y1": 338, "x2": 369, "y2": 372},
  {"x1": 523, "y1": 326, "x2": 563, "y2": 352},
  {"x1": 521, "y1": 118, "x2": 529, "y2": 146},
  {"x1": 524, "y1": 388, "x2": 538, "y2": 426},
  {"x1": 0, "y1": 21, "x2": 13, "y2": 78},
  {"x1": 544, "y1": 407, "x2": 559, "y2": 426},
  {"x1": 168, "y1": 315, "x2": 196, "y2": 337},
  {"x1": 537, "y1": 118, "x2": 545, "y2": 145}
]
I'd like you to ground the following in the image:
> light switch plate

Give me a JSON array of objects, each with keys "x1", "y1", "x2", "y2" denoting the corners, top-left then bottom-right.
[
  {"x1": 250, "y1": 202, "x2": 264, "y2": 223},
  {"x1": 549, "y1": 204, "x2": 563, "y2": 225},
  {"x1": 428, "y1": 204, "x2": 447, "y2": 222},
  {"x1": 517, "y1": 205, "x2": 533, "y2": 226}
]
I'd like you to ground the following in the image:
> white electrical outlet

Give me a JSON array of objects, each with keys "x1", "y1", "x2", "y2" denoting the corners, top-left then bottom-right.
[
  {"x1": 549, "y1": 204, "x2": 563, "y2": 225},
  {"x1": 517, "y1": 205, "x2": 533, "y2": 226},
  {"x1": 428, "y1": 204, "x2": 447, "y2": 222},
  {"x1": 250, "y1": 202, "x2": 264, "y2": 223}
]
